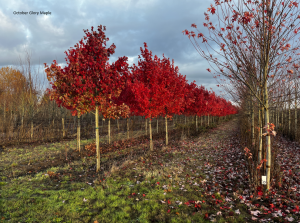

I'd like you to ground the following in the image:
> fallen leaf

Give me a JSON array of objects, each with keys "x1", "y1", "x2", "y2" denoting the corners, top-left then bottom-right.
[
  {"x1": 285, "y1": 216, "x2": 294, "y2": 222},
  {"x1": 250, "y1": 210, "x2": 260, "y2": 216},
  {"x1": 235, "y1": 209, "x2": 240, "y2": 215}
]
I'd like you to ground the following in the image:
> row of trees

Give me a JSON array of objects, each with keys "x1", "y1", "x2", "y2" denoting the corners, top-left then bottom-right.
[
  {"x1": 0, "y1": 48, "x2": 57, "y2": 137},
  {"x1": 0, "y1": 66, "x2": 39, "y2": 128},
  {"x1": 45, "y1": 25, "x2": 238, "y2": 172},
  {"x1": 182, "y1": 0, "x2": 300, "y2": 190}
]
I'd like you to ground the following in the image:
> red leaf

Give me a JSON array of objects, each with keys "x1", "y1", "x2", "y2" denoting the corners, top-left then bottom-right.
[{"x1": 204, "y1": 213, "x2": 209, "y2": 219}]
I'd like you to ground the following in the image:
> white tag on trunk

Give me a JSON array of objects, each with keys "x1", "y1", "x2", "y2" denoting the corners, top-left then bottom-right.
[{"x1": 262, "y1": 176, "x2": 266, "y2": 185}]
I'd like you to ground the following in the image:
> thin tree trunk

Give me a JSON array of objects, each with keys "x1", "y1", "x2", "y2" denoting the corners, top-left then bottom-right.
[
  {"x1": 289, "y1": 91, "x2": 291, "y2": 137},
  {"x1": 31, "y1": 121, "x2": 33, "y2": 140},
  {"x1": 295, "y1": 85, "x2": 298, "y2": 141},
  {"x1": 165, "y1": 115, "x2": 168, "y2": 145},
  {"x1": 21, "y1": 109, "x2": 24, "y2": 138},
  {"x1": 251, "y1": 93, "x2": 255, "y2": 146},
  {"x1": 117, "y1": 118, "x2": 119, "y2": 132},
  {"x1": 282, "y1": 106, "x2": 284, "y2": 133},
  {"x1": 108, "y1": 119, "x2": 111, "y2": 144},
  {"x1": 102, "y1": 117, "x2": 104, "y2": 134},
  {"x1": 275, "y1": 108, "x2": 277, "y2": 130},
  {"x1": 3, "y1": 103, "x2": 5, "y2": 120},
  {"x1": 62, "y1": 118, "x2": 65, "y2": 138},
  {"x1": 208, "y1": 114, "x2": 210, "y2": 126},
  {"x1": 150, "y1": 118, "x2": 153, "y2": 150},
  {"x1": 95, "y1": 106, "x2": 100, "y2": 172},
  {"x1": 77, "y1": 114, "x2": 81, "y2": 152},
  {"x1": 145, "y1": 117, "x2": 147, "y2": 135},
  {"x1": 258, "y1": 102, "x2": 262, "y2": 163},
  {"x1": 91, "y1": 113, "x2": 93, "y2": 127},
  {"x1": 264, "y1": 77, "x2": 271, "y2": 190},
  {"x1": 173, "y1": 116, "x2": 175, "y2": 128},
  {"x1": 127, "y1": 118, "x2": 129, "y2": 139},
  {"x1": 52, "y1": 119, "x2": 55, "y2": 137}
]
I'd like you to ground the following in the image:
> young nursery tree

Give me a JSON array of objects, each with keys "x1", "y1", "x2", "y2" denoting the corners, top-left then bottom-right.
[
  {"x1": 45, "y1": 48, "x2": 92, "y2": 153},
  {"x1": 100, "y1": 58, "x2": 131, "y2": 144},
  {"x1": 114, "y1": 66, "x2": 153, "y2": 139},
  {"x1": 129, "y1": 42, "x2": 169, "y2": 150},
  {"x1": 181, "y1": 81, "x2": 197, "y2": 124},
  {"x1": 11, "y1": 48, "x2": 46, "y2": 138},
  {"x1": 159, "y1": 56, "x2": 187, "y2": 145},
  {"x1": 183, "y1": 0, "x2": 300, "y2": 190},
  {"x1": 45, "y1": 25, "x2": 128, "y2": 172}
]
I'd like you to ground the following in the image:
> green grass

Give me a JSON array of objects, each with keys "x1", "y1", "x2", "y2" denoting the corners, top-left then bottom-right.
[{"x1": 0, "y1": 118, "x2": 252, "y2": 223}]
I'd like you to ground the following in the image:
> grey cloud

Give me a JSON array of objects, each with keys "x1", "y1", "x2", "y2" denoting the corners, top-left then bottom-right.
[{"x1": 0, "y1": 0, "x2": 232, "y2": 99}]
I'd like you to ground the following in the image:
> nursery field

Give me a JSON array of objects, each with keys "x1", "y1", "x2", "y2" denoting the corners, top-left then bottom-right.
[{"x1": 0, "y1": 118, "x2": 300, "y2": 223}]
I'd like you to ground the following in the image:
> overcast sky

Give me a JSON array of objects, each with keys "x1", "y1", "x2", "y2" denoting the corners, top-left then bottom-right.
[{"x1": 1, "y1": 0, "x2": 237, "y2": 102}]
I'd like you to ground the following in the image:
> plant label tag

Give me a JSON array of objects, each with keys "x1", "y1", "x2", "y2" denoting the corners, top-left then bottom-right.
[{"x1": 262, "y1": 176, "x2": 266, "y2": 185}]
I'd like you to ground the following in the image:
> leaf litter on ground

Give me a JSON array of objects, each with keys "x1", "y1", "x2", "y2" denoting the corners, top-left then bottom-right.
[{"x1": 1, "y1": 118, "x2": 300, "y2": 222}]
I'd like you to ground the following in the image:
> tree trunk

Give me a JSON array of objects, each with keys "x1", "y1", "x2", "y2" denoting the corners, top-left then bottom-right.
[
  {"x1": 73, "y1": 116, "x2": 75, "y2": 135},
  {"x1": 157, "y1": 117, "x2": 158, "y2": 134},
  {"x1": 91, "y1": 113, "x2": 93, "y2": 127},
  {"x1": 3, "y1": 103, "x2": 5, "y2": 120},
  {"x1": 196, "y1": 115, "x2": 198, "y2": 132},
  {"x1": 21, "y1": 110, "x2": 24, "y2": 138},
  {"x1": 31, "y1": 121, "x2": 33, "y2": 140},
  {"x1": 150, "y1": 118, "x2": 153, "y2": 150},
  {"x1": 127, "y1": 118, "x2": 129, "y2": 139},
  {"x1": 264, "y1": 78, "x2": 271, "y2": 190},
  {"x1": 208, "y1": 114, "x2": 210, "y2": 126},
  {"x1": 145, "y1": 117, "x2": 147, "y2": 135},
  {"x1": 275, "y1": 108, "x2": 277, "y2": 130},
  {"x1": 77, "y1": 114, "x2": 81, "y2": 152},
  {"x1": 173, "y1": 116, "x2": 175, "y2": 128},
  {"x1": 52, "y1": 119, "x2": 55, "y2": 137},
  {"x1": 108, "y1": 119, "x2": 111, "y2": 144},
  {"x1": 280, "y1": 108, "x2": 283, "y2": 128},
  {"x1": 295, "y1": 85, "x2": 298, "y2": 141},
  {"x1": 251, "y1": 93, "x2": 255, "y2": 146},
  {"x1": 62, "y1": 118, "x2": 65, "y2": 138},
  {"x1": 95, "y1": 106, "x2": 100, "y2": 172},
  {"x1": 258, "y1": 102, "x2": 262, "y2": 163},
  {"x1": 289, "y1": 91, "x2": 291, "y2": 137},
  {"x1": 165, "y1": 115, "x2": 168, "y2": 146},
  {"x1": 117, "y1": 118, "x2": 119, "y2": 132},
  {"x1": 102, "y1": 117, "x2": 104, "y2": 134}
]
